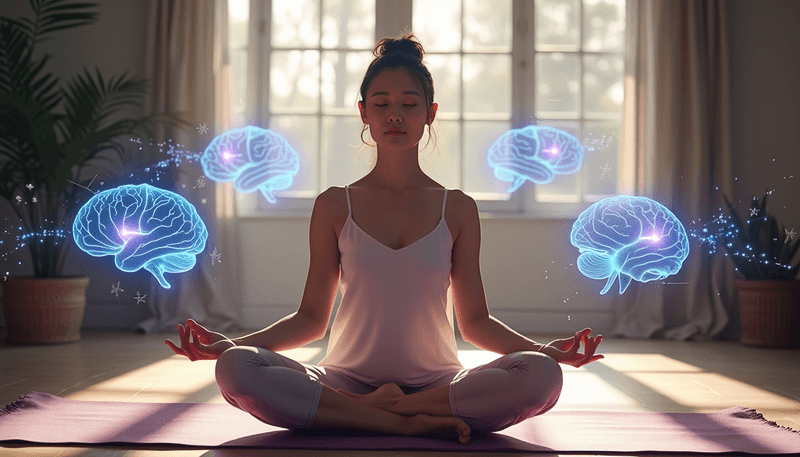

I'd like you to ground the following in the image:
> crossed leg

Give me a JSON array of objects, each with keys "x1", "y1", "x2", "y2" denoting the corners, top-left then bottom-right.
[{"x1": 214, "y1": 346, "x2": 472, "y2": 443}]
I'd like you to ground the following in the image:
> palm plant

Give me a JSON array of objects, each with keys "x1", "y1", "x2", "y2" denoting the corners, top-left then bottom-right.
[
  {"x1": 721, "y1": 191, "x2": 800, "y2": 280},
  {"x1": 0, "y1": 0, "x2": 192, "y2": 278}
]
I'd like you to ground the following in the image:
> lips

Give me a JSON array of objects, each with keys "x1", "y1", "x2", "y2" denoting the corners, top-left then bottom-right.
[{"x1": 385, "y1": 129, "x2": 405, "y2": 136}]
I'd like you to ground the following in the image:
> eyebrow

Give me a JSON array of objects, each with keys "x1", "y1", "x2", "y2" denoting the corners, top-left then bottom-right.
[{"x1": 370, "y1": 90, "x2": 421, "y2": 97}]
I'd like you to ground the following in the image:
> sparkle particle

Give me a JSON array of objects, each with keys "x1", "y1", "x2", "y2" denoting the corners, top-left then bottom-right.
[
  {"x1": 111, "y1": 281, "x2": 124, "y2": 297},
  {"x1": 197, "y1": 123, "x2": 209, "y2": 135},
  {"x1": 201, "y1": 198, "x2": 207, "y2": 204},
  {"x1": 26, "y1": 183, "x2": 33, "y2": 190},
  {"x1": 210, "y1": 247, "x2": 221, "y2": 265},
  {"x1": 194, "y1": 176, "x2": 206, "y2": 189},
  {"x1": 787, "y1": 228, "x2": 797, "y2": 242},
  {"x1": 15, "y1": 195, "x2": 22, "y2": 203},
  {"x1": 600, "y1": 162, "x2": 612, "y2": 179},
  {"x1": 749, "y1": 207, "x2": 759, "y2": 217},
  {"x1": 31, "y1": 196, "x2": 37, "y2": 203},
  {"x1": 133, "y1": 291, "x2": 146, "y2": 305}
]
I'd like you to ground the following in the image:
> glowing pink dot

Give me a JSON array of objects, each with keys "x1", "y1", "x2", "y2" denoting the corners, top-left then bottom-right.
[
  {"x1": 544, "y1": 144, "x2": 560, "y2": 156},
  {"x1": 642, "y1": 234, "x2": 660, "y2": 242},
  {"x1": 222, "y1": 150, "x2": 235, "y2": 162}
]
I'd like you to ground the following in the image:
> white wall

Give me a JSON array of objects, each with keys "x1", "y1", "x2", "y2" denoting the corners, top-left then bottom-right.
[{"x1": 1, "y1": 0, "x2": 798, "y2": 336}]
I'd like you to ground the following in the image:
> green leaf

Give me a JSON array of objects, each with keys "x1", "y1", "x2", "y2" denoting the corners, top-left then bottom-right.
[{"x1": 16, "y1": 0, "x2": 100, "y2": 47}]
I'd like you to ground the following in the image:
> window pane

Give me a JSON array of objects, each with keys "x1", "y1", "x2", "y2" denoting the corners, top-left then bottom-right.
[
  {"x1": 464, "y1": 121, "x2": 512, "y2": 195},
  {"x1": 463, "y1": 0, "x2": 511, "y2": 52},
  {"x1": 533, "y1": 121, "x2": 582, "y2": 202},
  {"x1": 421, "y1": 121, "x2": 459, "y2": 188},
  {"x1": 228, "y1": 0, "x2": 250, "y2": 49},
  {"x1": 582, "y1": 121, "x2": 620, "y2": 199},
  {"x1": 535, "y1": 53, "x2": 580, "y2": 118},
  {"x1": 584, "y1": 0, "x2": 626, "y2": 52},
  {"x1": 321, "y1": 51, "x2": 374, "y2": 111},
  {"x1": 413, "y1": 0, "x2": 461, "y2": 52},
  {"x1": 426, "y1": 54, "x2": 461, "y2": 115},
  {"x1": 463, "y1": 54, "x2": 511, "y2": 116},
  {"x1": 584, "y1": 54, "x2": 624, "y2": 117},
  {"x1": 270, "y1": 115, "x2": 318, "y2": 194},
  {"x1": 230, "y1": 48, "x2": 248, "y2": 115},
  {"x1": 270, "y1": 50, "x2": 320, "y2": 112},
  {"x1": 272, "y1": 0, "x2": 319, "y2": 48},
  {"x1": 535, "y1": 0, "x2": 580, "y2": 51},
  {"x1": 322, "y1": 0, "x2": 375, "y2": 49},
  {"x1": 322, "y1": 115, "x2": 365, "y2": 186}
]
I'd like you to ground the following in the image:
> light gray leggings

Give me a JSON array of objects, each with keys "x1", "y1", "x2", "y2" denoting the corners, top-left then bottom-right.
[{"x1": 215, "y1": 346, "x2": 562, "y2": 433}]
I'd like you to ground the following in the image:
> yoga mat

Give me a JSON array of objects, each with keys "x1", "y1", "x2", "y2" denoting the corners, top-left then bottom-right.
[{"x1": 1, "y1": 392, "x2": 799, "y2": 454}]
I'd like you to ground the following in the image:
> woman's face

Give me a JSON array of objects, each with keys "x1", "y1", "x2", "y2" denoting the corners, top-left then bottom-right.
[{"x1": 359, "y1": 68, "x2": 437, "y2": 152}]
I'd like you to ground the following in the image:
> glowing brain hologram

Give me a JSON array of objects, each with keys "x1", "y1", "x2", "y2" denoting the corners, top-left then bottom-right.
[
  {"x1": 201, "y1": 126, "x2": 300, "y2": 204},
  {"x1": 487, "y1": 125, "x2": 586, "y2": 193},
  {"x1": 570, "y1": 196, "x2": 690, "y2": 294},
  {"x1": 72, "y1": 184, "x2": 208, "y2": 289}
]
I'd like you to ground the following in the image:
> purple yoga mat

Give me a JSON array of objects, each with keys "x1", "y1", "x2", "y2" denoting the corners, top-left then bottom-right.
[{"x1": 1, "y1": 391, "x2": 799, "y2": 454}]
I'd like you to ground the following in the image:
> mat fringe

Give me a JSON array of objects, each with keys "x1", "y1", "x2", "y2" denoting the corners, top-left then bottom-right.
[
  {"x1": 738, "y1": 407, "x2": 800, "y2": 435},
  {"x1": 0, "y1": 393, "x2": 34, "y2": 416}
]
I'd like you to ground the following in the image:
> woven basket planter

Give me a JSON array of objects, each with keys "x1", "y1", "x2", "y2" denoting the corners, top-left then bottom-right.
[
  {"x1": 1, "y1": 276, "x2": 90, "y2": 344},
  {"x1": 735, "y1": 279, "x2": 800, "y2": 348}
]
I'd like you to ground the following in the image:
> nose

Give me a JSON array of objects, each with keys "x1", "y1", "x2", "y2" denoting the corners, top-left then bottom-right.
[{"x1": 388, "y1": 106, "x2": 402, "y2": 123}]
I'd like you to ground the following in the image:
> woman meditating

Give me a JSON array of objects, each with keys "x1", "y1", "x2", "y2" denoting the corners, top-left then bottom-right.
[{"x1": 166, "y1": 33, "x2": 604, "y2": 445}]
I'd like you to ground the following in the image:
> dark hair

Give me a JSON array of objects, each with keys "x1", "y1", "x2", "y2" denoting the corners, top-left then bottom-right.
[{"x1": 358, "y1": 33, "x2": 437, "y2": 154}]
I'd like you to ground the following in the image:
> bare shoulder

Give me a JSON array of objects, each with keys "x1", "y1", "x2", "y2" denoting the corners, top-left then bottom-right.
[{"x1": 446, "y1": 188, "x2": 477, "y2": 240}]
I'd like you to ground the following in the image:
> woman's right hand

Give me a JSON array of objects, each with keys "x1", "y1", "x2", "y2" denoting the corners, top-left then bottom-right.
[{"x1": 165, "y1": 319, "x2": 235, "y2": 361}]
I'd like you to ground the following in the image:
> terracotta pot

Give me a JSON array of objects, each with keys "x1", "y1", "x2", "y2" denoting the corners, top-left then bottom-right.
[
  {"x1": 735, "y1": 279, "x2": 800, "y2": 348},
  {"x1": 1, "y1": 276, "x2": 90, "y2": 344}
]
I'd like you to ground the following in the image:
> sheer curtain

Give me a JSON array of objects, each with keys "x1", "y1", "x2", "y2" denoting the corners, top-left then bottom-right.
[
  {"x1": 610, "y1": 0, "x2": 736, "y2": 340},
  {"x1": 138, "y1": 0, "x2": 242, "y2": 333}
]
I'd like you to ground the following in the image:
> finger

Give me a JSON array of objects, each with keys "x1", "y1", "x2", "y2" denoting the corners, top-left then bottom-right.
[
  {"x1": 181, "y1": 324, "x2": 197, "y2": 361},
  {"x1": 191, "y1": 330, "x2": 206, "y2": 358},
  {"x1": 188, "y1": 329, "x2": 204, "y2": 360},
  {"x1": 164, "y1": 339, "x2": 183, "y2": 356}
]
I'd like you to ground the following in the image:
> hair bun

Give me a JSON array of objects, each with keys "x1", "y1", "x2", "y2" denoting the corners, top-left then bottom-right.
[{"x1": 373, "y1": 33, "x2": 425, "y2": 61}]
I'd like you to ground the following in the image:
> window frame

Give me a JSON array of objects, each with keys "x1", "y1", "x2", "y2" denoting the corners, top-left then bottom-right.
[{"x1": 232, "y1": 0, "x2": 627, "y2": 220}]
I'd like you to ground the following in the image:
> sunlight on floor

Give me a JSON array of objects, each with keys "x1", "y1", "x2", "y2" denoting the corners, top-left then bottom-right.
[{"x1": 65, "y1": 356, "x2": 218, "y2": 402}]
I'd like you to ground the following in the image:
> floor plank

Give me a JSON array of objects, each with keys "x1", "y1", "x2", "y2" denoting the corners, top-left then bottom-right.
[{"x1": 1, "y1": 328, "x2": 798, "y2": 457}]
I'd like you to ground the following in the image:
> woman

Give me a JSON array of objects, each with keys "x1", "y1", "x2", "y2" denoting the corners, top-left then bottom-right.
[{"x1": 166, "y1": 33, "x2": 604, "y2": 445}]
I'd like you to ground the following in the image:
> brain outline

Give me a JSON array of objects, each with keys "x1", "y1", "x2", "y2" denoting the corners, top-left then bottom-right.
[
  {"x1": 487, "y1": 125, "x2": 585, "y2": 193},
  {"x1": 201, "y1": 125, "x2": 300, "y2": 204},
  {"x1": 569, "y1": 196, "x2": 690, "y2": 294},
  {"x1": 72, "y1": 183, "x2": 208, "y2": 289}
]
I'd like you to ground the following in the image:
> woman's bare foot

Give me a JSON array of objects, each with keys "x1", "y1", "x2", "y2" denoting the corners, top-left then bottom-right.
[
  {"x1": 337, "y1": 383, "x2": 405, "y2": 413},
  {"x1": 405, "y1": 413, "x2": 471, "y2": 444}
]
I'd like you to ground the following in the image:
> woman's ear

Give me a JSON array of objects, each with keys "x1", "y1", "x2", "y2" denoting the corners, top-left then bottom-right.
[
  {"x1": 428, "y1": 102, "x2": 438, "y2": 124},
  {"x1": 358, "y1": 100, "x2": 368, "y2": 124}
]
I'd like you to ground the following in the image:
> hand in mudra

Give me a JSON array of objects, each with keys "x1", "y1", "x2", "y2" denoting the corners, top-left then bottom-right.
[
  {"x1": 539, "y1": 328, "x2": 604, "y2": 368},
  {"x1": 165, "y1": 318, "x2": 235, "y2": 361}
]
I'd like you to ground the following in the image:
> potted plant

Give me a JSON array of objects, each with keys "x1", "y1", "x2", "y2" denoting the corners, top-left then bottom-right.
[
  {"x1": 0, "y1": 0, "x2": 192, "y2": 344},
  {"x1": 721, "y1": 191, "x2": 800, "y2": 348}
]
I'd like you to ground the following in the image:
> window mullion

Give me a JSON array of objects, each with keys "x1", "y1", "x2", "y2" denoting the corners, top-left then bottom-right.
[
  {"x1": 376, "y1": 0, "x2": 412, "y2": 40},
  {"x1": 517, "y1": 0, "x2": 538, "y2": 213}
]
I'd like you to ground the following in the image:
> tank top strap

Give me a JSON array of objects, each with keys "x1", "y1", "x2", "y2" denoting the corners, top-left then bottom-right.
[
  {"x1": 345, "y1": 184, "x2": 352, "y2": 218},
  {"x1": 441, "y1": 188, "x2": 448, "y2": 220}
]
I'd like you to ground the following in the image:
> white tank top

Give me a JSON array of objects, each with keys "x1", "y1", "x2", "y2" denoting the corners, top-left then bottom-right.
[{"x1": 317, "y1": 185, "x2": 464, "y2": 386}]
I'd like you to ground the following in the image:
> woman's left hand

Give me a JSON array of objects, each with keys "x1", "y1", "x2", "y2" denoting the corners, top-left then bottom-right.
[{"x1": 539, "y1": 328, "x2": 604, "y2": 368}]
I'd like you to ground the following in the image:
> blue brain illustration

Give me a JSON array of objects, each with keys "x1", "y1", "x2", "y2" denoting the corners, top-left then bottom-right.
[
  {"x1": 72, "y1": 184, "x2": 208, "y2": 289},
  {"x1": 570, "y1": 196, "x2": 689, "y2": 294},
  {"x1": 201, "y1": 125, "x2": 300, "y2": 204},
  {"x1": 487, "y1": 125, "x2": 585, "y2": 193}
]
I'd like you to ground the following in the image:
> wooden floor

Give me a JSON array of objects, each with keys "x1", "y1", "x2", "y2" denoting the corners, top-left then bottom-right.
[{"x1": 1, "y1": 328, "x2": 799, "y2": 457}]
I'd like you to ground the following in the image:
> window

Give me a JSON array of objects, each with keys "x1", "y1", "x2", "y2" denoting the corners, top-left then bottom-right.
[{"x1": 227, "y1": 0, "x2": 626, "y2": 218}]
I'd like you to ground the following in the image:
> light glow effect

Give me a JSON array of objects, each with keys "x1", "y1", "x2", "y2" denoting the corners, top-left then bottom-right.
[
  {"x1": 487, "y1": 125, "x2": 586, "y2": 193},
  {"x1": 570, "y1": 196, "x2": 690, "y2": 294},
  {"x1": 72, "y1": 184, "x2": 208, "y2": 289}
]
